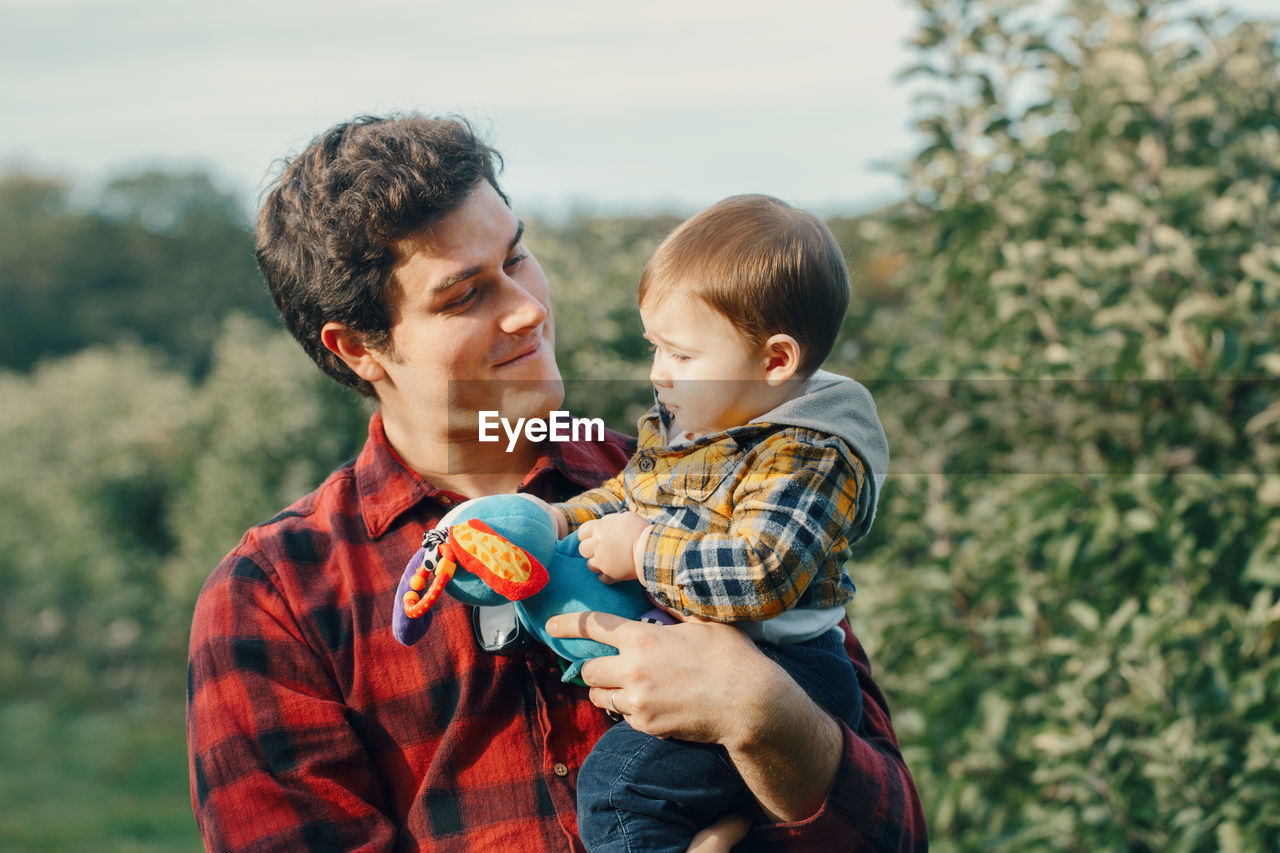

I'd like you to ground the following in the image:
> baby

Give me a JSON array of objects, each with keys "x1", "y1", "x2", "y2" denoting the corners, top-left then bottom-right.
[{"x1": 551, "y1": 194, "x2": 889, "y2": 852}]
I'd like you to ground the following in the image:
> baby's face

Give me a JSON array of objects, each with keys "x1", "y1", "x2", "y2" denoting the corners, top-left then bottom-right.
[{"x1": 640, "y1": 295, "x2": 780, "y2": 435}]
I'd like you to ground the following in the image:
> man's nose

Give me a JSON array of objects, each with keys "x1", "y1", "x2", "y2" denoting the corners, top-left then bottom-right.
[{"x1": 499, "y1": 280, "x2": 549, "y2": 334}]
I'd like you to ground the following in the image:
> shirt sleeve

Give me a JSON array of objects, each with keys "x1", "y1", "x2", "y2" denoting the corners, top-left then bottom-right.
[
  {"x1": 745, "y1": 621, "x2": 929, "y2": 852},
  {"x1": 187, "y1": 551, "x2": 396, "y2": 852},
  {"x1": 553, "y1": 468, "x2": 630, "y2": 533},
  {"x1": 639, "y1": 433, "x2": 864, "y2": 621}
]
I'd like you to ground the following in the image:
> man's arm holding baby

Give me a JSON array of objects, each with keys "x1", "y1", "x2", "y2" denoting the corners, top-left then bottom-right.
[
  {"x1": 549, "y1": 444, "x2": 926, "y2": 847},
  {"x1": 546, "y1": 611, "x2": 927, "y2": 850},
  {"x1": 550, "y1": 610, "x2": 840, "y2": 818}
]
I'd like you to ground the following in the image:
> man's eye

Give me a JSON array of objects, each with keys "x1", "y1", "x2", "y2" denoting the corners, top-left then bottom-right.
[{"x1": 445, "y1": 288, "x2": 479, "y2": 310}]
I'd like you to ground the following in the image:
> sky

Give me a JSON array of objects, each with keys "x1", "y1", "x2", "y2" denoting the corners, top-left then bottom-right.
[{"x1": 1, "y1": 0, "x2": 1273, "y2": 219}]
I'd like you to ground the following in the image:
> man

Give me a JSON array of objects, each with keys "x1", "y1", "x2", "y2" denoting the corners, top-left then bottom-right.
[{"x1": 187, "y1": 114, "x2": 926, "y2": 851}]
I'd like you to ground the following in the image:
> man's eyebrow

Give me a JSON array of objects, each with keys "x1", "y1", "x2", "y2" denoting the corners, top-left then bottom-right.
[{"x1": 430, "y1": 220, "x2": 525, "y2": 296}]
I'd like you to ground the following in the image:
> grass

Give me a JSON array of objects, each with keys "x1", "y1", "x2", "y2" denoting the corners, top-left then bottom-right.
[{"x1": 0, "y1": 698, "x2": 201, "y2": 852}]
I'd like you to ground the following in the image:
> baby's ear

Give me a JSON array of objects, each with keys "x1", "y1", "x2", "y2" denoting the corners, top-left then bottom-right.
[{"x1": 762, "y1": 334, "x2": 801, "y2": 385}]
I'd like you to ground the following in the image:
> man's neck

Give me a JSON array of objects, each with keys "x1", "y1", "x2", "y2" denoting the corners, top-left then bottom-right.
[{"x1": 380, "y1": 409, "x2": 542, "y2": 499}]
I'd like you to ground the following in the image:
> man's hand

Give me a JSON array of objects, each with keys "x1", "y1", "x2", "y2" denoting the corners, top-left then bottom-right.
[
  {"x1": 544, "y1": 611, "x2": 842, "y2": 824},
  {"x1": 576, "y1": 512, "x2": 649, "y2": 583},
  {"x1": 547, "y1": 610, "x2": 760, "y2": 742}
]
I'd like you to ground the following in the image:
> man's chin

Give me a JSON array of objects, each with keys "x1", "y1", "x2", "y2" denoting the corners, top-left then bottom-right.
[
  {"x1": 491, "y1": 374, "x2": 566, "y2": 421},
  {"x1": 499, "y1": 349, "x2": 562, "y2": 398}
]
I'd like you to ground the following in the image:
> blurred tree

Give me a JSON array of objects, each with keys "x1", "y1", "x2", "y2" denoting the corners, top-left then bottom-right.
[
  {"x1": 0, "y1": 169, "x2": 273, "y2": 375},
  {"x1": 0, "y1": 175, "x2": 85, "y2": 364},
  {"x1": 0, "y1": 344, "x2": 196, "y2": 706},
  {"x1": 0, "y1": 316, "x2": 367, "y2": 710},
  {"x1": 847, "y1": 1, "x2": 1280, "y2": 850},
  {"x1": 160, "y1": 315, "x2": 369, "y2": 638}
]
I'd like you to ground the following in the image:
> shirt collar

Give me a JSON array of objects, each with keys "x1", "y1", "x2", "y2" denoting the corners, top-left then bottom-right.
[
  {"x1": 355, "y1": 410, "x2": 442, "y2": 539},
  {"x1": 355, "y1": 410, "x2": 632, "y2": 538},
  {"x1": 642, "y1": 405, "x2": 756, "y2": 451},
  {"x1": 522, "y1": 430, "x2": 629, "y2": 493}
]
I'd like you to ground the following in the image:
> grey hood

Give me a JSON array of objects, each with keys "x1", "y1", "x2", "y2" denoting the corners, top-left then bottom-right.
[{"x1": 752, "y1": 369, "x2": 889, "y2": 540}]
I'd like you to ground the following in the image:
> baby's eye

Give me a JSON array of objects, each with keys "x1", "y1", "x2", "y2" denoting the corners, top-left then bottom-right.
[{"x1": 669, "y1": 352, "x2": 690, "y2": 363}]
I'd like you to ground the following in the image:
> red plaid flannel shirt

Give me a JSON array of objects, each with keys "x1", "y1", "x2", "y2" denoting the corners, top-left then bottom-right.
[{"x1": 187, "y1": 411, "x2": 926, "y2": 851}]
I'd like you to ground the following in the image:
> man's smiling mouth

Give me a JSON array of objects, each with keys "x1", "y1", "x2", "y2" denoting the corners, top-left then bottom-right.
[{"x1": 493, "y1": 338, "x2": 543, "y2": 368}]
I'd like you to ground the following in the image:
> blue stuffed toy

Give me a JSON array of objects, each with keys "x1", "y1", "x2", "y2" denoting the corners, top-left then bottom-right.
[{"x1": 391, "y1": 494, "x2": 663, "y2": 679}]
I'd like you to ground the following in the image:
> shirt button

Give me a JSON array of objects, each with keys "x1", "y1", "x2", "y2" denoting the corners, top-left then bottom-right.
[
  {"x1": 553, "y1": 763, "x2": 569, "y2": 777},
  {"x1": 637, "y1": 456, "x2": 655, "y2": 472}
]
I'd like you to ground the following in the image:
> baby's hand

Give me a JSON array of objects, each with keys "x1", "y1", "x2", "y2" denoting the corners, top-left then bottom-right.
[{"x1": 577, "y1": 512, "x2": 650, "y2": 584}]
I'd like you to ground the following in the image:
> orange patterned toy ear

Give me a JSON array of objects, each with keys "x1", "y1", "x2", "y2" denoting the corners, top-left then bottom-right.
[
  {"x1": 402, "y1": 544, "x2": 456, "y2": 619},
  {"x1": 447, "y1": 518, "x2": 549, "y2": 601}
]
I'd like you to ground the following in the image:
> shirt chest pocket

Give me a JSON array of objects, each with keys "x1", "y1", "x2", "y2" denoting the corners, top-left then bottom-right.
[{"x1": 628, "y1": 444, "x2": 737, "y2": 508}]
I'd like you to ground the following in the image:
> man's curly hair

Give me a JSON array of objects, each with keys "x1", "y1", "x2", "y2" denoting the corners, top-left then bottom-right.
[{"x1": 256, "y1": 114, "x2": 507, "y2": 396}]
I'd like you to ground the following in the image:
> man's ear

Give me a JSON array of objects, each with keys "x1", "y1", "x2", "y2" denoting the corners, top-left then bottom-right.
[
  {"x1": 761, "y1": 334, "x2": 801, "y2": 385},
  {"x1": 321, "y1": 321, "x2": 389, "y2": 385}
]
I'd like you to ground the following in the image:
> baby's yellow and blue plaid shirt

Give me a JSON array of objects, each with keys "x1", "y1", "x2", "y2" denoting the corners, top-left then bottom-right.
[{"x1": 557, "y1": 406, "x2": 866, "y2": 622}]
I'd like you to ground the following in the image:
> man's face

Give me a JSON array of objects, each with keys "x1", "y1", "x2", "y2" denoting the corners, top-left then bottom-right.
[{"x1": 377, "y1": 181, "x2": 562, "y2": 434}]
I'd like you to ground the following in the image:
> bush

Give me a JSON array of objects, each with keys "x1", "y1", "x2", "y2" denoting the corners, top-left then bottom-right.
[
  {"x1": 837, "y1": 1, "x2": 1280, "y2": 849},
  {"x1": 0, "y1": 345, "x2": 196, "y2": 705},
  {"x1": 0, "y1": 317, "x2": 368, "y2": 709}
]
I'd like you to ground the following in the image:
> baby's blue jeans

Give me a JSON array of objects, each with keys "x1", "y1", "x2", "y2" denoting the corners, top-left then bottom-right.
[{"x1": 576, "y1": 629, "x2": 862, "y2": 853}]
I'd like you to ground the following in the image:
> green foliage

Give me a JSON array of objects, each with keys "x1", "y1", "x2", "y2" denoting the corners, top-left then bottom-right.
[
  {"x1": 0, "y1": 345, "x2": 196, "y2": 705},
  {"x1": 842, "y1": 1, "x2": 1280, "y2": 850},
  {"x1": 0, "y1": 170, "x2": 272, "y2": 376},
  {"x1": 0, "y1": 701, "x2": 199, "y2": 851},
  {"x1": 0, "y1": 318, "x2": 367, "y2": 709},
  {"x1": 161, "y1": 315, "x2": 370, "y2": 628}
]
